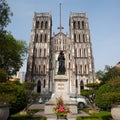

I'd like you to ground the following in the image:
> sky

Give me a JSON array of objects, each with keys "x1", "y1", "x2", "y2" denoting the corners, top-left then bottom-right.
[{"x1": 6, "y1": 0, "x2": 120, "y2": 72}]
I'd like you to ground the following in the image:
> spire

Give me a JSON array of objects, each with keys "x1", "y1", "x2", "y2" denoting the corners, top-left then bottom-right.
[{"x1": 58, "y1": 3, "x2": 64, "y2": 32}]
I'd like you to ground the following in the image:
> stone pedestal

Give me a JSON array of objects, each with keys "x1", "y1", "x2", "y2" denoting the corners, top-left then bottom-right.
[{"x1": 45, "y1": 75, "x2": 78, "y2": 114}]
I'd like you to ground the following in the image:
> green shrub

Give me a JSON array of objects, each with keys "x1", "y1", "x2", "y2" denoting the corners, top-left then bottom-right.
[
  {"x1": 76, "y1": 111, "x2": 111, "y2": 120},
  {"x1": 11, "y1": 113, "x2": 46, "y2": 120},
  {"x1": 0, "y1": 68, "x2": 7, "y2": 82},
  {"x1": 0, "y1": 82, "x2": 27, "y2": 114},
  {"x1": 95, "y1": 77, "x2": 120, "y2": 110},
  {"x1": 10, "y1": 83, "x2": 27, "y2": 114}
]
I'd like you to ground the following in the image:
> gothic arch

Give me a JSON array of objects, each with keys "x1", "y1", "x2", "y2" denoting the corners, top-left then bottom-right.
[
  {"x1": 45, "y1": 21, "x2": 48, "y2": 29},
  {"x1": 44, "y1": 34, "x2": 47, "y2": 42},
  {"x1": 36, "y1": 21, "x2": 39, "y2": 28},
  {"x1": 37, "y1": 80, "x2": 41, "y2": 93},
  {"x1": 73, "y1": 21, "x2": 76, "y2": 29},
  {"x1": 82, "y1": 21, "x2": 84, "y2": 29},
  {"x1": 80, "y1": 80, "x2": 84, "y2": 90},
  {"x1": 41, "y1": 21, "x2": 43, "y2": 29},
  {"x1": 40, "y1": 34, "x2": 42, "y2": 42},
  {"x1": 78, "y1": 21, "x2": 80, "y2": 29},
  {"x1": 43, "y1": 79, "x2": 46, "y2": 88},
  {"x1": 35, "y1": 34, "x2": 38, "y2": 42}
]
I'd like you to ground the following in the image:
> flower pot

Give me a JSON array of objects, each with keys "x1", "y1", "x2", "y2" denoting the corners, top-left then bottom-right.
[
  {"x1": 57, "y1": 115, "x2": 67, "y2": 120},
  {"x1": 111, "y1": 105, "x2": 120, "y2": 120},
  {"x1": 0, "y1": 104, "x2": 9, "y2": 120}
]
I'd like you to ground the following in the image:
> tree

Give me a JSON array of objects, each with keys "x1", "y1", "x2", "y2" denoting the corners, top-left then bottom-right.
[
  {"x1": 0, "y1": 34, "x2": 27, "y2": 78},
  {"x1": 0, "y1": 0, "x2": 13, "y2": 32},
  {"x1": 95, "y1": 77, "x2": 120, "y2": 110},
  {"x1": 96, "y1": 70, "x2": 104, "y2": 80},
  {"x1": 102, "y1": 66, "x2": 120, "y2": 83},
  {"x1": 96, "y1": 65, "x2": 120, "y2": 83},
  {"x1": 81, "y1": 83, "x2": 100, "y2": 111}
]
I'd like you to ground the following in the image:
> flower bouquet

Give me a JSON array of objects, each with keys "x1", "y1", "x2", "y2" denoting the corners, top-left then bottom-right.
[{"x1": 53, "y1": 96, "x2": 70, "y2": 119}]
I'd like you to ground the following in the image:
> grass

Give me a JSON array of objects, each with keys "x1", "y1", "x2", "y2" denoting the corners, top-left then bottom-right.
[{"x1": 76, "y1": 111, "x2": 112, "y2": 120}]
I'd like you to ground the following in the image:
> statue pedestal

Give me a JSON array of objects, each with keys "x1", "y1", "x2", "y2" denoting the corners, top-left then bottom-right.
[{"x1": 45, "y1": 75, "x2": 78, "y2": 114}]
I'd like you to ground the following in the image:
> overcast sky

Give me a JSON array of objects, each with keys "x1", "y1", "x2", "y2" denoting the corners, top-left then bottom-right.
[{"x1": 6, "y1": 0, "x2": 120, "y2": 72}]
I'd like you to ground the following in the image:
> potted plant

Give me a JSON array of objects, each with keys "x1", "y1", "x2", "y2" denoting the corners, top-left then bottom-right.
[{"x1": 53, "y1": 96, "x2": 71, "y2": 120}]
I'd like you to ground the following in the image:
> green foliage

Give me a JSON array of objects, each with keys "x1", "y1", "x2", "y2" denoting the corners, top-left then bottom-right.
[
  {"x1": 0, "y1": 82, "x2": 28, "y2": 114},
  {"x1": 0, "y1": 33, "x2": 27, "y2": 77},
  {"x1": 95, "y1": 77, "x2": 120, "y2": 110},
  {"x1": 76, "y1": 111, "x2": 111, "y2": 120},
  {"x1": 0, "y1": 0, "x2": 13, "y2": 32},
  {"x1": 85, "y1": 83, "x2": 100, "y2": 88},
  {"x1": 81, "y1": 83, "x2": 99, "y2": 109},
  {"x1": 23, "y1": 82, "x2": 36, "y2": 90},
  {"x1": 10, "y1": 84, "x2": 28, "y2": 114},
  {"x1": 11, "y1": 113, "x2": 46, "y2": 120},
  {"x1": 96, "y1": 70, "x2": 105, "y2": 80},
  {"x1": 103, "y1": 92, "x2": 120, "y2": 104},
  {"x1": 0, "y1": 68, "x2": 7, "y2": 82}
]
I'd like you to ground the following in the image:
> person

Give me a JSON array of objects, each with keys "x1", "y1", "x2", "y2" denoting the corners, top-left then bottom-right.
[{"x1": 57, "y1": 51, "x2": 66, "y2": 74}]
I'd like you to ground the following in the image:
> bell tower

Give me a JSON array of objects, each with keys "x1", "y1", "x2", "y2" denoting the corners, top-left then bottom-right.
[
  {"x1": 69, "y1": 13, "x2": 95, "y2": 93},
  {"x1": 26, "y1": 12, "x2": 52, "y2": 94}
]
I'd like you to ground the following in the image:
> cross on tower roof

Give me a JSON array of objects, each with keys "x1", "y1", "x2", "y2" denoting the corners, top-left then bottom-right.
[{"x1": 57, "y1": 3, "x2": 64, "y2": 32}]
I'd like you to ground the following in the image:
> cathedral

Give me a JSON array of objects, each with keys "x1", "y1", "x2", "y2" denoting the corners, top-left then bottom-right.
[{"x1": 25, "y1": 11, "x2": 95, "y2": 96}]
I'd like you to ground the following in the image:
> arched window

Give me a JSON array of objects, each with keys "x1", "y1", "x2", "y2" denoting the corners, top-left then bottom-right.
[
  {"x1": 73, "y1": 21, "x2": 76, "y2": 29},
  {"x1": 45, "y1": 21, "x2": 48, "y2": 29},
  {"x1": 84, "y1": 64, "x2": 87, "y2": 74},
  {"x1": 39, "y1": 65, "x2": 41, "y2": 73},
  {"x1": 37, "y1": 80, "x2": 41, "y2": 93},
  {"x1": 36, "y1": 21, "x2": 39, "y2": 28},
  {"x1": 43, "y1": 79, "x2": 46, "y2": 88},
  {"x1": 40, "y1": 49, "x2": 41, "y2": 57},
  {"x1": 80, "y1": 49, "x2": 81, "y2": 57},
  {"x1": 43, "y1": 65, "x2": 45, "y2": 74},
  {"x1": 80, "y1": 65, "x2": 82, "y2": 74},
  {"x1": 41, "y1": 21, "x2": 43, "y2": 29},
  {"x1": 44, "y1": 34, "x2": 47, "y2": 42},
  {"x1": 75, "y1": 64, "x2": 77, "y2": 74},
  {"x1": 44, "y1": 48, "x2": 46, "y2": 57},
  {"x1": 78, "y1": 21, "x2": 80, "y2": 29},
  {"x1": 82, "y1": 21, "x2": 84, "y2": 29},
  {"x1": 83, "y1": 34, "x2": 85, "y2": 42},
  {"x1": 69, "y1": 54, "x2": 70, "y2": 60},
  {"x1": 69, "y1": 62, "x2": 71, "y2": 69},
  {"x1": 35, "y1": 34, "x2": 38, "y2": 42},
  {"x1": 74, "y1": 34, "x2": 76, "y2": 42},
  {"x1": 80, "y1": 80, "x2": 84, "y2": 90},
  {"x1": 40, "y1": 34, "x2": 42, "y2": 42},
  {"x1": 84, "y1": 48, "x2": 86, "y2": 57}
]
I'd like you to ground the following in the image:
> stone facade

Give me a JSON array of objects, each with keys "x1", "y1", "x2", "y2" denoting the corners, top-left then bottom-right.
[{"x1": 25, "y1": 12, "x2": 95, "y2": 95}]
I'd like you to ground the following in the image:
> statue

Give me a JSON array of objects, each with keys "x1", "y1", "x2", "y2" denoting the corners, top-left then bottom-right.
[{"x1": 57, "y1": 51, "x2": 66, "y2": 75}]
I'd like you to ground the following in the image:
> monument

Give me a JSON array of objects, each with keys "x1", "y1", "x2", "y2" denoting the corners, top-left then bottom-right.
[
  {"x1": 57, "y1": 50, "x2": 66, "y2": 75},
  {"x1": 45, "y1": 51, "x2": 78, "y2": 115}
]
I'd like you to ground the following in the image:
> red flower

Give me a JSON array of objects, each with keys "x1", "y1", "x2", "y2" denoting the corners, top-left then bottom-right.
[{"x1": 53, "y1": 96, "x2": 71, "y2": 116}]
